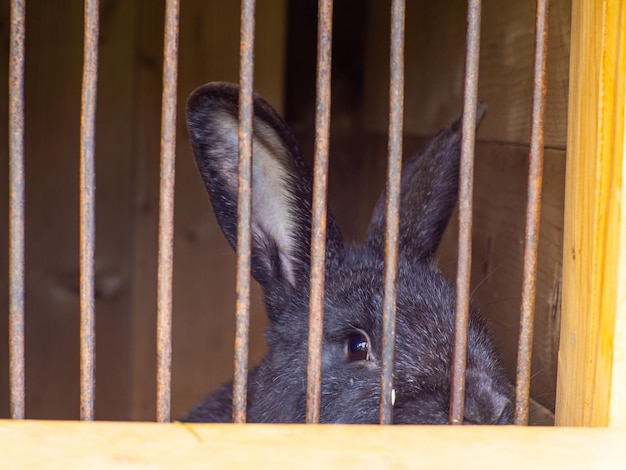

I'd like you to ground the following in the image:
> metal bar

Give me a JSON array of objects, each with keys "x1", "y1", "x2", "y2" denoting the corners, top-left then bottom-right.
[
  {"x1": 380, "y1": 0, "x2": 405, "y2": 426},
  {"x1": 305, "y1": 0, "x2": 333, "y2": 425},
  {"x1": 8, "y1": 0, "x2": 26, "y2": 420},
  {"x1": 450, "y1": 0, "x2": 482, "y2": 425},
  {"x1": 79, "y1": 0, "x2": 100, "y2": 422},
  {"x1": 156, "y1": 0, "x2": 180, "y2": 424},
  {"x1": 232, "y1": 0, "x2": 256, "y2": 424},
  {"x1": 515, "y1": 0, "x2": 550, "y2": 426}
]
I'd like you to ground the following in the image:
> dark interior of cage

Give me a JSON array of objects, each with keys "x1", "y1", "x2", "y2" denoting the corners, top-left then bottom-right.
[{"x1": 0, "y1": 1, "x2": 567, "y2": 423}]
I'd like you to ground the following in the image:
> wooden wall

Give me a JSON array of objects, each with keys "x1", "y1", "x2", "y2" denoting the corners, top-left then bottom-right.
[
  {"x1": 2, "y1": 0, "x2": 569, "y2": 423},
  {"x1": 127, "y1": 0, "x2": 285, "y2": 422},
  {"x1": 0, "y1": 0, "x2": 285, "y2": 420}
]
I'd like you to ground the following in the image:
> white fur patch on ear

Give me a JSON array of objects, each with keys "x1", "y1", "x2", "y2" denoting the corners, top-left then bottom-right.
[
  {"x1": 217, "y1": 112, "x2": 298, "y2": 286},
  {"x1": 210, "y1": 111, "x2": 241, "y2": 191},
  {"x1": 252, "y1": 119, "x2": 298, "y2": 285}
]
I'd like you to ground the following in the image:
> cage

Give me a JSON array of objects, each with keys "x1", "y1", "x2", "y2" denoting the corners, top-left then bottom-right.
[{"x1": 1, "y1": 0, "x2": 625, "y2": 467}]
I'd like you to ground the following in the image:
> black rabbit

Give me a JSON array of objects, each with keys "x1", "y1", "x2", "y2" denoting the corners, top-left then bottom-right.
[{"x1": 183, "y1": 82, "x2": 513, "y2": 424}]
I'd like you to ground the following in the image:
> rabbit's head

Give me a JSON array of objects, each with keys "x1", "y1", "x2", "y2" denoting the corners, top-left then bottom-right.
[{"x1": 184, "y1": 82, "x2": 514, "y2": 424}]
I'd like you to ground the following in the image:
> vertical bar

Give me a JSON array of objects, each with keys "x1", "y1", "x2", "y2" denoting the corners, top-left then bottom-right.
[
  {"x1": 450, "y1": 0, "x2": 482, "y2": 425},
  {"x1": 232, "y1": 0, "x2": 256, "y2": 424},
  {"x1": 156, "y1": 0, "x2": 180, "y2": 423},
  {"x1": 379, "y1": 0, "x2": 405, "y2": 426},
  {"x1": 305, "y1": 0, "x2": 333, "y2": 425},
  {"x1": 80, "y1": 0, "x2": 99, "y2": 421},
  {"x1": 515, "y1": 0, "x2": 550, "y2": 426},
  {"x1": 9, "y1": 0, "x2": 26, "y2": 420}
]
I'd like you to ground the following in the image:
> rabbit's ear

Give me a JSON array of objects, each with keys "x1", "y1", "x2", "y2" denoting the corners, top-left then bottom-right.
[
  {"x1": 186, "y1": 82, "x2": 344, "y2": 292},
  {"x1": 365, "y1": 105, "x2": 486, "y2": 262}
]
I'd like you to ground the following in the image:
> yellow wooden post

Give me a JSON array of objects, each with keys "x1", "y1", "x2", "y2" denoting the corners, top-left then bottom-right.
[{"x1": 557, "y1": 0, "x2": 626, "y2": 427}]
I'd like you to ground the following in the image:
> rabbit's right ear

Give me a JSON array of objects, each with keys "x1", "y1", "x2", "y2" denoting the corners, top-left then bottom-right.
[
  {"x1": 365, "y1": 105, "x2": 486, "y2": 262},
  {"x1": 186, "y1": 83, "x2": 344, "y2": 295}
]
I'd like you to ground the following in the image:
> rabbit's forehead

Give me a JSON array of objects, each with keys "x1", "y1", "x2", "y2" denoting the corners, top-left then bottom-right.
[{"x1": 323, "y1": 258, "x2": 456, "y2": 341}]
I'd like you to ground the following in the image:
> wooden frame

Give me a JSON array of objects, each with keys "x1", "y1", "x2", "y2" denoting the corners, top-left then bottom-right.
[
  {"x1": 556, "y1": 0, "x2": 626, "y2": 427},
  {"x1": 0, "y1": 421, "x2": 625, "y2": 468},
  {"x1": 1, "y1": 0, "x2": 625, "y2": 466}
]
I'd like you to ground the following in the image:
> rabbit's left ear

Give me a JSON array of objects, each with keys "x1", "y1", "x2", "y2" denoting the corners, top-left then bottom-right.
[
  {"x1": 186, "y1": 83, "x2": 344, "y2": 292},
  {"x1": 364, "y1": 105, "x2": 486, "y2": 262}
]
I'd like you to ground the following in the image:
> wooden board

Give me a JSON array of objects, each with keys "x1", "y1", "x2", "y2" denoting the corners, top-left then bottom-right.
[
  {"x1": 1, "y1": 420, "x2": 625, "y2": 468},
  {"x1": 557, "y1": 0, "x2": 626, "y2": 427},
  {"x1": 439, "y1": 144, "x2": 565, "y2": 420},
  {"x1": 361, "y1": 0, "x2": 571, "y2": 149},
  {"x1": 0, "y1": 0, "x2": 286, "y2": 421},
  {"x1": 0, "y1": 0, "x2": 139, "y2": 420},
  {"x1": 128, "y1": 0, "x2": 286, "y2": 421}
]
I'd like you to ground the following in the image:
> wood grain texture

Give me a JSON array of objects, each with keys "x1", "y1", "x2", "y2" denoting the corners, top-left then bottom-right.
[
  {"x1": 1, "y1": 420, "x2": 625, "y2": 468},
  {"x1": 129, "y1": 0, "x2": 286, "y2": 420},
  {"x1": 0, "y1": 0, "x2": 139, "y2": 420},
  {"x1": 361, "y1": 0, "x2": 571, "y2": 149},
  {"x1": 600, "y1": 0, "x2": 626, "y2": 429},
  {"x1": 439, "y1": 144, "x2": 565, "y2": 420},
  {"x1": 556, "y1": 0, "x2": 626, "y2": 427},
  {"x1": 0, "y1": 0, "x2": 286, "y2": 421}
]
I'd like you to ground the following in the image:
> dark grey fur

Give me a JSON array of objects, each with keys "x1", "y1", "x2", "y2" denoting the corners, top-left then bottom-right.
[{"x1": 184, "y1": 82, "x2": 513, "y2": 424}]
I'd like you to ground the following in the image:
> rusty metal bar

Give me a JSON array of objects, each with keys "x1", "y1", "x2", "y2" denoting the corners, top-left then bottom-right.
[
  {"x1": 156, "y1": 0, "x2": 180, "y2": 424},
  {"x1": 515, "y1": 0, "x2": 550, "y2": 426},
  {"x1": 305, "y1": 0, "x2": 333, "y2": 425},
  {"x1": 380, "y1": 0, "x2": 405, "y2": 426},
  {"x1": 79, "y1": 0, "x2": 100, "y2": 421},
  {"x1": 9, "y1": 0, "x2": 26, "y2": 420},
  {"x1": 450, "y1": 0, "x2": 482, "y2": 425},
  {"x1": 232, "y1": 0, "x2": 256, "y2": 424}
]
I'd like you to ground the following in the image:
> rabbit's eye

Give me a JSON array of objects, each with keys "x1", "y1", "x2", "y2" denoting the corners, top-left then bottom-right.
[{"x1": 347, "y1": 332, "x2": 370, "y2": 361}]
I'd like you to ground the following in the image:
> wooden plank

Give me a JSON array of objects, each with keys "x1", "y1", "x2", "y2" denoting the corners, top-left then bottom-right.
[
  {"x1": 438, "y1": 144, "x2": 565, "y2": 421},
  {"x1": 89, "y1": 0, "x2": 140, "y2": 421},
  {"x1": 612, "y1": 130, "x2": 626, "y2": 425},
  {"x1": 1, "y1": 0, "x2": 83, "y2": 420},
  {"x1": 599, "y1": 0, "x2": 626, "y2": 429},
  {"x1": 0, "y1": 420, "x2": 625, "y2": 468},
  {"x1": 602, "y1": 0, "x2": 626, "y2": 429},
  {"x1": 0, "y1": 0, "x2": 139, "y2": 420},
  {"x1": 361, "y1": 0, "x2": 571, "y2": 149},
  {"x1": 557, "y1": 0, "x2": 626, "y2": 427},
  {"x1": 129, "y1": 0, "x2": 286, "y2": 420}
]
